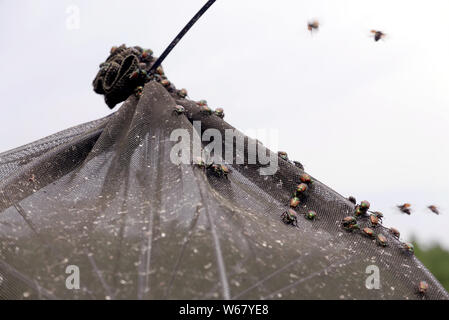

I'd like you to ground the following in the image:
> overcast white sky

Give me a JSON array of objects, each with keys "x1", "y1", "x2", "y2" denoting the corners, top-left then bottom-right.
[{"x1": 0, "y1": 0, "x2": 448, "y2": 248}]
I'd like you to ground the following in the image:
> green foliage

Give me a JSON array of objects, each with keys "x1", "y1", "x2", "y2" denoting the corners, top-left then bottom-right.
[{"x1": 413, "y1": 240, "x2": 449, "y2": 292}]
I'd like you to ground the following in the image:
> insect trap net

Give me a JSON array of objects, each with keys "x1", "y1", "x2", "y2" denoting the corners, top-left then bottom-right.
[{"x1": 0, "y1": 1, "x2": 448, "y2": 298}]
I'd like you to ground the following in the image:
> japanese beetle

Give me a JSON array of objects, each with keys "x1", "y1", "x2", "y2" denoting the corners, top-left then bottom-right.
[
  {"x1": 197, "y1": 100, "x2": 208, "y2": 106},
  {"x1": 156, "y1": 66, "x2": 164, "y2": 75},
  {"x1": 346, "y1": 224, "x2": 360, "y2": 231},
  {"x1": 299, "y1": 173, "x2": 312, "y2": 184},
  {"x1": 208, "y1": 163, "x2": 229, "y2": 178},
  {"x1": 369, "y1": 214, "x2": 379, "y2": 227},
  {"x1": 307, "y1": 20, "x2": 320, "y2": 33},
  {"x1": 129, "y1": 69, "x2": 139, "y2": 80},
  {"x1": 354, "y1": 205, "x2": 365, "y2": 217},
  {"x1": 140, "y1": 69, "x2": 148, "y2": 77},
  {"x1": 278, "y1": 151, "x2": 288, "y2": 161},
  {"x1": 281, "y1": 209, "x2": 298, "y2": 226},
  {"x1": 418, "y1": 281, "x2": 428, "y2": 294},
  {"x1": 220, "y1": 164, "x2": 230, "y2": 178},
  {"x1": 290, "y1": 197, "x2": 300, "y2": 208},
  {"x1": 200, "y1": 105, "x2": 212, "y2": 115},
  {"x1": 348, "y1": 196, "x2": 357, "y2": 204},
  {"x1": 428, "y1": 205, "x2": 439, "y2": 215},
  {"x1": 398, "y1": 203, "x2": 411, "y2": 215},
  {"x1": 110, "y1": 46, "x2": 118, "y2": 54},
  {"x1": 342, "y1": 216, "x2": 357, "y2": 227},
  {"x1": 161, "y1": 79, "x2": 171, "y2": 87},
  {"x1": 295, "y1": 183, "x2": 308, "y2": 195},
  {"x1": 402, "y1": 242, "x2": 414, "y2": 254},
  {"x1": 293, "y1": 161, "x2": 304, "y2": 170},
  {"x1": 178, "y1": 88, "x2": 188, "y2": 98},
  {"x1": 214, "y1": 108, "x2": 225, "y2": 119},
  {"x1": 305, "y1": 210, "x2": 317, "y2": 221},
  {"x1": 194, "y1": 157, "x2": 206, "y2": 170},
  {"x1": 141, "y1": 49, "x2": 153, "y2": 60},
  {"x1": 389, "y1": 227, "x2": 400, "y2": 239},
  {"x1": 362, "y1": 227, "x2": 375, "y2": 238},
  {"x1": 173, "y1": 105, "x2": 185, "y2": 115},
  {"x1": 360, "y1": 200, "x2": 370, "y2": 211},
  {"x1": 371, "y1": 211, "x2": 384, "y2": 221},
  {"x1": 370, "y1": 30, "x2": 386, "y2": 42},
  {"x1": 209, "y1": 163, "x2": 222, "y2": 176},
  {"x1": 134, "y1": 86, "x2": 143, "y2": 97},
  {"x1": 376, "y1": 234, "x2": 387, "y2": 247}
]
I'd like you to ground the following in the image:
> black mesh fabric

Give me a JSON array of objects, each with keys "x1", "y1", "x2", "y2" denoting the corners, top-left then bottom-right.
[{"x1": 0, "y1": 50, "x2": 448, "y2": 300}]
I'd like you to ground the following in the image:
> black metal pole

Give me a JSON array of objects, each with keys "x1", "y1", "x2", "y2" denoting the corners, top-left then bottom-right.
[{"x1": 148, "y1": 0, "x2": 217, "y2": 74}]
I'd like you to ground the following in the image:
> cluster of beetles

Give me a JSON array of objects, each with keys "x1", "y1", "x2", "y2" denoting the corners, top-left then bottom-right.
[
  {"x1": 172, "y1": 99, "x2": 225, "y2": 120},
  {"x1": 276, "y1": 152, "x2": 429, "y2": 296},
  {"x1": 343, "y1": 199, "x2": 430, "y2": 296},
  {"x1": 280, "y1": 151, "x2": 317, "y2": 226},
  {"x1": 341, "y1": 199, "x2": 416, "y2": 254},
  {"x1": 118, "y1": 45, "x2": 431, "y2": 297}
]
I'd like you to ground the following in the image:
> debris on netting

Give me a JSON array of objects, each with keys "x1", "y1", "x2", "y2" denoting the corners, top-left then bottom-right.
[
  {"x1": 348, "y1": 196, "x2": 357, "y2": 204},
  {"x1": 178, "y1": 88, "x2": 188, "y2": 98},
  {"x1": 389, "y1": 227, "x2": 400, "y2": 239},
  {"x1": 402, "y1": 242, "x2": 415, "y2": 254},
  {"x1": 305, "y1": 210, "x2": 317, "y2": 221},
  {"x1": 362, "y1": 227, "x2": 375, "y2": 238},
  {"x1": 214, "y1": 108, "x2": 224, "y2": 119},
  {"x1": 278, "y1": 151, "x2": 288, "y2": 161},
  {"x1": 134, "y1": 86, "x2": 143, "y2": 97},
  {"x1": 173, "y1": 105, "x2": 186, "y2": 115},
  {"x1": 370, "y1": 30, "x2": 386, "y2": 41},
  {"x1": 428, "y1": 205, "x2": 440, "y2": 215},
  {"x1": 418, "y1": 281, "x2": 429, "y2": 295},
  {"x1": 307, "y1": 20, "x2": 320, "y2": 33},
  {"x1": 376, "y1": 234, "x2": 388, "y2": 247},
  {"x1": 281, "y1": 208, "x2": 298, "y2": 227},
  {"x1": 289, "y1": 197, "x2": 300, "y2": 208},
  {"x1": 398, "y1": 203, "x2": 412, "y2": 215},
  {"x1": 28, "y1": 174, "x2": 36, "y2": 183}
]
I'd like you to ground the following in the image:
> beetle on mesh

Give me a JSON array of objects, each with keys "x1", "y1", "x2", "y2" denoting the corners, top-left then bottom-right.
[
  {"x1": 173, "y1": 105, "x2": 186, "y2": 115},
  {"x1": 305, "y1": 210, "x2": 317, "y2": 221},
  {"x1": 281, "y1": 208, "x2": 298, "y2": 227},
  {"x1": 376, "y1": 234, "x2": 388, "y2": 247}
]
